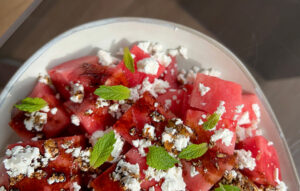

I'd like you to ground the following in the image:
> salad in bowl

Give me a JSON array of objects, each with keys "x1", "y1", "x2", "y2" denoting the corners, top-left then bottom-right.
[{"x1": 0, "y1": 40, "x2": 288, "y2": 191}]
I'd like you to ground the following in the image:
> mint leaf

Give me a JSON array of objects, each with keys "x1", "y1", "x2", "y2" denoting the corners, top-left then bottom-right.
[
  {"x1": 94, "y1": 85, "x2": 130, "y2": 100},
  {"x1": 123, "y1": 47, "x2": 135, "y2": 73},
  {"x1": 215, "y1": 183, "x2": 240, "y2": 191},
  {"x1": 202, "y1": 113, "x2": 220, "y2": 130},
  {"x1": 178, "y1": 143, "x2": 208, "y2": 160},
  {"x1": 15, "y1": 97, "x2": 48, "y2": 113},
  {"x1": 90, "y1": 131, "x2": 116, "y2": 168},
  {"x1": 146, "y1": 146, "x2": 178, "y2": 170}
]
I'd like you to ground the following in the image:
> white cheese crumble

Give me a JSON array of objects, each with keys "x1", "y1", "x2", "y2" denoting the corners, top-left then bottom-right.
[
  {"x1": 162, "y1": 126, "x2": 191, "y2": 152},
  {"x1": 95, "y1": 97, "x2": 109, "y2": 108},
  {"x1": 137, "y1": 57, "x2": 159, "y2": 75},
  {"x1": 198, "y1": 83, "x2": 210, "y2": 96},
  {"x1": 235, "y1": 104, "x2": 244, "y2": 114},
  {"x1": 174, "y1": 135, "x2": 190, "y2": 152},
  {"x1": 198, "y1": 119, "x2": 204, "y2": 125},
  {"x1": 268, "y1": 141, "x2": 274, "y2": 146},
  {"x1": 144, "y1": 167, "x2": 166, "y2": 182},
  {"x1": 112, "y1": 159, "x2": 141, "y2": 191},
  {"x1": 108, "y1": 103, "x2": 122, "y2": 119},
  {"x1": 190, "y1": 165, "x2": 199, "y2": 177},
  {"x1": 72, "y1": 182, "x2": 81, "y2": 191},
  {"x1": 38, "y1": 74, "x2": 51, "y2": 85},
  {"x1": 132, "y1": 139, "x2": 152, "y2": 157},
  {"x1": 69, "y1": 82, "x2": 84, "y2": 103},
  {"x1": 178, "y1": 46, "x2": 188, "y2": 59},
  {"x1": 161, "y1": 167, "x2": 186, "y2": 191},
  {"x1": 24, "y1": 111, "x2": 47, "y2": 132},
  {"x1": 201, "y1": 68, "x2": 221, "y2": 77},
  {"x1": 71, "y1": 115, "x2": 80, "y2": 126},
  {"x1": 275, "y1": 168, "x2": 288, "y2": 191},
  {"x1": 237, "y1": 111, "x2": 251, "y2": 125},
  {"x1": 0, "y1": 186, "x2": 6, "y2": 191},
  {"x1": 167, "y1": 49, "x2": 179, "y2": 57},
  {"x1": 210, "y1": 128, "x2": 233, "y2": 147},
  {"x1": 216, "y1": 101, "x2": 226, "y2": 117},
  {"x1": 50, "y1": 107, "x2": 58, "y2": 115},
  {"x1": 164, "y1": 99, "x2": 172, "y2": 109},
  {"x1": 236, "y1": 125, "x2": 256, "y2": 141},
  {"x1": 139, "y1": 78, "x2": 170, "y2": 98},
  {"x1": 235, "y1": 149, "x2": 256, "y2": 171},
  {"x1": 3, "y1": 146, "x2": 41, "y2": 178},
  {"x1": 149, "y1": 186, "x2": 155, "y2": 191},
  {"x1": 252, "y1": 104, "x2": 261, "y2": 122},
  {"x1": 97, "y1": 49, "x2": 119, "y2": 66},
  {"x1": 143, "y1": 123, "x2": 156, "y2": 139}
]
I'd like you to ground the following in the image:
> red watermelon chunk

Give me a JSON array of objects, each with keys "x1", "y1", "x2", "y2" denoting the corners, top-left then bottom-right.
[
  {"x1": 0, "y1": 135, "x2": 88, "y2": 190},
  {"x1": 182, "y1": 150, "x2": 236, "y2": 191},
  {"x1": 189, "y1": 73, "x2": 242, "y2": 120},
  {"x1": 64, "y1": 95, "x2": 115, "y2": 135},
  {"x1": 9, "y1": 82, "x2": 70, "y2": 140},
  {"x1": 237, "y1": 93, "x2": 261, "y2": 127},
  {"x1": 48, "y1": 56, "x2": 113, "y2": 100},
  {"x1": 161, "y1": 56, "x2": 178, "y2": 88},
  {"x1": 157, "y1": 88, "x2": 184, "y2": 117},
  {"x1": 185, "y1": 109, "x2": 236, "y2": 155},
  {"x1": 91, "y1": 148, "x2": 158, "y2": 191},
  {"x1": 113, "y1": 92, "x2": 175, "y2": 145},
  {"x1": 106, "y1": 45, "x2": 165, "y2": 87},
  {"x1": 236, "y1": 136, "x2": 281, "y2": 186}
]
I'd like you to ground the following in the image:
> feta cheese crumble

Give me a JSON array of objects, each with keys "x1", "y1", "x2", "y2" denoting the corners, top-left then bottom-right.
[
  {"x1": 252, "y1": 103, "x2": 261, "y2": 122},
  {"x1": 112, "y1": 159, "x2": 141, "y2": 191},
  {"x1": 216, "y1": 101, "x2": 226, "y2": 117},
  {"x1": 3, "y1": 146, "x2": 41, "y2": 178},
  {"x1": 178, "y1": 46, "x2": 188, "y2": 59},
  {"x1": 132, "y1": 139, "x2": 152, "y2": 157},
  {"x1": 97, "y1": 49, "x2": 119, "y2": 66},
  {"x1": 72, "y1": 182, "x2": 81, "y2": 191},
  {"x1": 50, "y1": 107, "x2": 58, "y2": 115},
  {"x1": 71, "y1": 115, "x2": 80, "y2": 126},
  {"x1": 137, "y1": 57, "x2": 159, "y2": 75},
  {"x1": 235, "y1": 149, "x2": 256, "y2": 171},
  {"x1": 143, "y1": 124, "x2": 156, "y2": 139},
  {"x1": 275, "y1": 168, "x2": 288, "y2": 191},
  {"x1": 69, "y1": 82, "x2": 84, "y2": 103},
  {"x1": 139, "y1": 78, "x2": 170, "y2": 97},
  {"x1": 38, "y1": 74, "x2": 51, "y2": 85},
  {"x1": 198, "y1": 83, "x2": 210, "y2": 96},
  {"x1": 24, "y1": 111, "x2": 47, "y2": 132},
  {"x1": 161, "y1": 167, "x2": 186, "y2": 191},
  {"x1": 190, "y1": 165, "x2": 199, "y2": 177},
  {"x1": 95, "y1": 97, "x2": 110, "y2": 108},
  {"x1": 237, "y1": 111, "x2": 251, "y2": 125},
  {"x1": 210, "y1": 128, "x2": 233, "y2": 146}
]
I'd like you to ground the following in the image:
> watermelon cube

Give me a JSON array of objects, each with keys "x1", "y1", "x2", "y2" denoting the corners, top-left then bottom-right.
[
  {"x1": 237, "y1": 136, "x2": 281, "y2": 186},
  {"x1": 237, "y1": 93, "x2": 261, "y2": 127},
  {"x1": 182, "y1": 150, "x2": 236, "y2": 191},
  {"x1": 9, "y1": 82, "x2": 70, "y2": 140},
  {"x1": 113, "y1": 92, "x2": 175, "y2": 145},
  {"x1": 106, "y1": 45, "x2": 165, "y2": 87},
  {"x1": 157, "y1": 88, "x2": 185, "y2": 117},
  {"x1": 48, "y1": 56, "x2": 113, "y2": 100},
  {"x1": 64, "y1": 95, "x2": 115, "y2": 135},
  {"x1": 189, "y1": 73, "x2": 242, "y2": 120},
  {"x1": 185, "y1": 109, "x2": 236, "y2": 155}
]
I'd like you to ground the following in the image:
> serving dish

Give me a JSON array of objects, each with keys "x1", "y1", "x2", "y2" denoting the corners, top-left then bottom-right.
[{"x1": 0, "y1": 17, "x2": 298, "y2": 190}]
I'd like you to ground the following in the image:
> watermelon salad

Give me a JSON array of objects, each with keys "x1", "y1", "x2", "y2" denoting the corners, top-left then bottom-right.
[{"x1": 0, "y1": 41, "x2": 288, "y2": 191}]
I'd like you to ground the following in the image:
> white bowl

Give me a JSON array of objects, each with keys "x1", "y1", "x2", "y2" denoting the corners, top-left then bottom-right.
[{"x1": 0, "y1": 17, "x2": 299, "y2": 189}]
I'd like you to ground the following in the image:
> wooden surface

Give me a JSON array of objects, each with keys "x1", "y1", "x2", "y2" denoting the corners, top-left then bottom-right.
[{"x1": 0, "y1": 0, "x2": 34, "y2": 37}]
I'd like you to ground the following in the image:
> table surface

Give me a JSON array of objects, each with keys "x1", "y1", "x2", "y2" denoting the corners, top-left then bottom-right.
[{"x1": 0, "y1": 0, "x2": 299, "y2": 176}]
